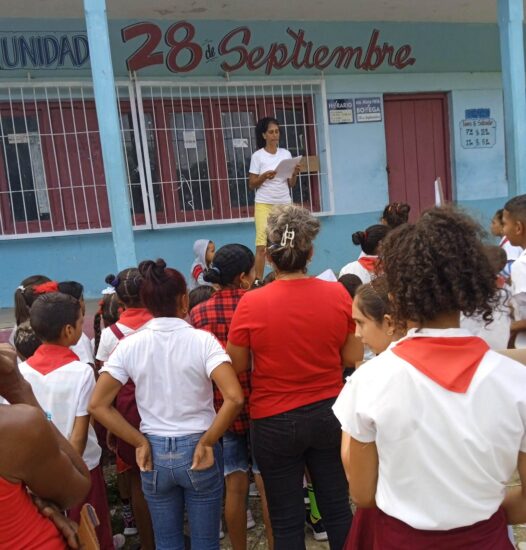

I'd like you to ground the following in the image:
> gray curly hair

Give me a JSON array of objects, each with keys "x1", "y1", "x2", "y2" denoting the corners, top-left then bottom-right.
[{"x1": 266, "y1": 204, "x2": 320, "y2": 272}]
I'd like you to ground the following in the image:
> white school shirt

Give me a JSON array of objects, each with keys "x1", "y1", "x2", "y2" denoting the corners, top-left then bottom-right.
[
  {"x1": 460, "y1": 288, "x2": 512, "y2": 350},
  {"x1": 333, "y1": 328, "x2": 526, "y2": 530},
  {"x1": 249, "y1": 147, "x2": 292, "y2": 204},
  {"x1": 338, "y1": 259, "x2": 373, "y2": 284},
  {"x1": 100, "y1": 317, "x2": 231, "y2": 437},
  {"x1": 511, "y1": 249, "x2": 526, "y2": 348},
  {"x1": 18, "y1": 359, "x2": 102, "y2": 471},
  {"x1": 96, "y1": 323, "x2": 136, "y2": 363},
  {"x1": 70, "y1": 332, "x2": 94, "y2": 365}
]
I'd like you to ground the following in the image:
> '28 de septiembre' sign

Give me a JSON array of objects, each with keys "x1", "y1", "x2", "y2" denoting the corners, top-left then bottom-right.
[{"x1": 121, "y1": 22, "x2": 416, "y2": 75}]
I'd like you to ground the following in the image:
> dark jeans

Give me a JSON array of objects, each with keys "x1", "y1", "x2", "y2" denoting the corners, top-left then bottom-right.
[{"x1": 252, "y1": 397, "x2": 352, "y2": 550}]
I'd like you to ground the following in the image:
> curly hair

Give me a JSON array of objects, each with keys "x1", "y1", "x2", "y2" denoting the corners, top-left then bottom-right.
[
  {"x1": 266, "y1": 204, "x2": 320, "y2": 272},
  {"x1": 380, "y1": 206, "x2": 499, "y2": 327}
]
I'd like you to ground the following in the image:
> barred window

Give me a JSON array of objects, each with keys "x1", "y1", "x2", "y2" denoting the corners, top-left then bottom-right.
[{"x1": 0, "y1": 80, "x2": 330, "y2": 238}]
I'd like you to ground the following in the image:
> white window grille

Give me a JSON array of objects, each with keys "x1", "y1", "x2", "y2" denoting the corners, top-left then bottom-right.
[
  {"x1": 0, "y1": 78, "x2": 332, "y2": 238},
  {"x1": 0, "y1": 81, "x2": 149, "y2": 238},
  {"x1": 135, "y1": 79, "x2": 331, "y2": 228}
]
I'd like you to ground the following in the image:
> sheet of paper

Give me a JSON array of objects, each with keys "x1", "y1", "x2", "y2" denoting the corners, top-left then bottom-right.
[
  {"x1": 275, "y1": 156, "x2": 302, "y2": 180},
  {"x1": 316, "y1": 269, "x2": 338, "y2": 282}
]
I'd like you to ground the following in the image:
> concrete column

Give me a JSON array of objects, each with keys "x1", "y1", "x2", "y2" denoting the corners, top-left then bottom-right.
[
  {"x1": 83, "y1": 0, "x2": 137, "y2": 268},
  {"x1": 498, "y1": 0, "x2": 526, "y2": 196}
]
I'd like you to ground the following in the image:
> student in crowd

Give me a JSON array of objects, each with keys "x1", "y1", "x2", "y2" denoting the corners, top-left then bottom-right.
[
  {"x1": 18, "y1": 292, "x2": 113, "y2": 549},
  {"x1": 95, "y1": 268, "x2": 154, "y2": 550},
  {"x1": 58, "y1": 281, "x2": 94, "y2": 365},
  {"x1": 339, "y1": 225, "x2": 390, "y2": 284},
  {"x1": 460, "y1": 245, "x2": 512, "y2": 350},
  {"x1": 89, "y1": 258, "x2": 244, "y2": 550},
  {"x1": 336, "y1": 277, "x2": 404, "y2": 550},
  {"x1": 338, "y1": 274, "x2": 363, "y2": 300},
  {"x1": 503, "y1": 196, "x2": 526, "y2": 349},
  {"x1": 93, "y1": 288, "x2": 121, "y2": 359},
  {"x1": 380, "y1": 202, "x2": 410, "y2": 228},
  {"x1": 0, "y1": 343, "x2": 91, "y2": 550},
  {"x1": 334, "y1": 206, "x2": 526, "y2": 549},
  {"x1": 9, "y1": 274, "x2": 51, "y2": 346},
  {"x1": 190, "y1": 244, "x2": 271, "y2": 550},
  {"x1": 189, "y1": 239, "x2": 216, "y2": 290},
  {"x1": 189, "y1": 285, "x2": 216, "y2": 312},
  {"x1": 248, "y1": 117, "x2": 301, "y2": 281},
  {"x1": 227, "y1": 205, "x2": 362, "y2": 550},
  {"x1": 492, "y1": 208, "x2": 522, "y2": 279}
]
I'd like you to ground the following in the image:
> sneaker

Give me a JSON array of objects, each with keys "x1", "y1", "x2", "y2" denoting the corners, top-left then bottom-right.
[
  {"x1": 247, "y1": 509, "x2": 256, "y2": 530},
  {"x1": 305, "y1": 513, "x2": 328, "y2": 542},
  {"x1": 219, "y1": 519, "x2": 225, "y2": 540},
  {"x1": 122, "y1": 503, "x2": 138, "y2": 536},
  {"x1": 113, "y1": 533, "x2": 126, "y2": 549},
  {"x1": 249, "y1": 482, "x2": 259, "y2": 497}
]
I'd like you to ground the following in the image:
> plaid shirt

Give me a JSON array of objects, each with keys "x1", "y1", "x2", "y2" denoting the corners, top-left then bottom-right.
[{"x1": 189, "y1": 288, "x2": 251, "y2": 435}]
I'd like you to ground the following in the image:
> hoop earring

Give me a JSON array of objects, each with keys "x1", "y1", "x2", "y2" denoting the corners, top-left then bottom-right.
[
  {"x1": 240, "y1": 280, "x2": 250, "y2": 290},
  {"x1": 387, "y1": 329, "x2": 394, "y2": 336}
]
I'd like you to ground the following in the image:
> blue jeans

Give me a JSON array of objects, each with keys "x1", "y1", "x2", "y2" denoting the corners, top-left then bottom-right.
[{"x1": 141, "y1": 433, "x2": 224, "y2": 550}]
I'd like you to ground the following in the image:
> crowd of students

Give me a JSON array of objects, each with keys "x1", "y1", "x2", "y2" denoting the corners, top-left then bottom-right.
[{"x1": 2, "y1": 196, "x2": 526, "y2": 550}]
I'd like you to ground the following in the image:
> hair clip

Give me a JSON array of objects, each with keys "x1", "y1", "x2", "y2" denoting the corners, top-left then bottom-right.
[
  {"x1": 17, "y1": 285, "x2": 25, "y2": 292},
  {"x1": 110, "y1": 277, "x2": 120, "y2": 288},
  {"x1": 33, "y1": 281, "x2": 59, "y2": 294},
  {"x1": 101, "y1": 286, "x2": 116, "y2": 295},
  {"x1": 280, "y1": 224, "x2": 295, "y2": 247}
]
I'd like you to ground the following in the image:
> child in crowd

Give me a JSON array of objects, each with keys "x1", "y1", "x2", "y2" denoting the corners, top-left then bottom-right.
[
  {"x1": 18, "y1": 292, "x2": 113, "y2": 549},
  {"x1": 338, "y1": 274, "x2": 363, "y2": 299},
  {"x1": 339, "y1": 225, "x2": 390, "y2": 283},
  {"x1": 189, "y1": 285, "x2": 216, "y2": 312},
  {"x1": 492, "y1": 208, "x2": 523, "y2": 279},
  {"x1": 335, "y1": 206, "x2": 526, "y2": 549},
  {"x1": 90, "y1": 258, "x2": 244, "y2": 550},
  {"x1": 460, "y1": 245, "x2": 511, "y2": 349},
  {"x1": 58, "y1": 281, "x2": 94, "y2": 365},
  {"x1": 503, "y1": 196, "x2": 526, "y2": 348},
  {"x1": 9, "y1": 275, "x2": 51, "y2": 346},
  {"x1": 380, "y1": 202, "x2": 410, "y2": 228},
  {"x1": 93, "y1": 288, "x2": 121, "y2": 359},
  {"x1": 190, "y1": 244, "x2": 270, "y2": 550},
  {"x1": 337, "y1": 276, "x2": 404, "y2": 550},
  {"x1": 14, "y1": 322, "x2": 42, "y2": 360},
  {"x1": 95, "y1": 268, "x2": 155, "y2": 550},
  {"x1": 189, "y1": 239, "x2": 216, "y2": 290}
]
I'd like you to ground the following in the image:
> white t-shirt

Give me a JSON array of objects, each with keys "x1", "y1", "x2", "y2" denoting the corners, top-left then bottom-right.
[
  {"x1": 18, "y1": 359, "x2": 102, "y2": 471},
  {"x1": 96, "y1": 323, "x2": 136, "y2": 363},
  {"x1": 100, "y1": 317, "x2": 231, "y2": 437},
  {"x1": 249, "y1": 147, "x2": 292, "y2": 204},
  {"x1": 70, "y1": 332, "x2": 94, "y2": 365},
  {"x1": 333, "y1": 328, "x2": 526, "y2": 530},
  {"x1": 338, "y1": 260, "x2": 373, "y2": 284},
  {"x1": 460, "y1": 288, "x2": 511, "y2": 349},
  {"x1": 511, "y1": 249, "x2": 526, "y2": 348}
]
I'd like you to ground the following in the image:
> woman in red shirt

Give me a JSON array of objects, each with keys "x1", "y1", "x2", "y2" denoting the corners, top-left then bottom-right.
[{"x1": 227, "y1": 205, "x2": 363, "y2": 550}]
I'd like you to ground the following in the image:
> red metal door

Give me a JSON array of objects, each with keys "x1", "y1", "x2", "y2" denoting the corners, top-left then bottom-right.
[{"x1": 384, "y1": 93, "x2": 452, "y2": 219}]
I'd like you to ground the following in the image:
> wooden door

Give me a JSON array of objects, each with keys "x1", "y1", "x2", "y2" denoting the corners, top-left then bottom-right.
[{"x1": 384, "y1": 93, "x2": 452, "y2": 218}]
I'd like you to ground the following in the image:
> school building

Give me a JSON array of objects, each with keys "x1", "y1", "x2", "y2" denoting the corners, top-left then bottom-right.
[{"x1": 0, "y1": 0, "x2": 524, "y2": 305}]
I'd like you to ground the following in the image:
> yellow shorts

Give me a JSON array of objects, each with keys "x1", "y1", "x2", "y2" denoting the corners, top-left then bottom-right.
[{"x1": 254, "y1": 203, "x2": 276, "y2": 247}]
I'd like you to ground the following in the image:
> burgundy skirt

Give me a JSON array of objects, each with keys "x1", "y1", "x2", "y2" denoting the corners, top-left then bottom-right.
[
  {"x1": 115, "y1": 380, "x2": 141, "y2": 468},
  {"x1": 344, "y1": 507, "x2": 513, "y2": 550}
]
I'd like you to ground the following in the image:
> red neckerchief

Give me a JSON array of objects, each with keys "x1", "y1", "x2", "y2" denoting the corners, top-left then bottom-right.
[
  {"x1": 392, "y1": 336, "x2": 489, "y2": 393},
  {"x1": 118, "y1": 308, "x2": 153, "y2": 330},
  {"x1": 26, "y1": 344, "x2": 80, "y2": 375},
  {"x1": 358, "y1": 256, "x2": 378, "y2": 273}
]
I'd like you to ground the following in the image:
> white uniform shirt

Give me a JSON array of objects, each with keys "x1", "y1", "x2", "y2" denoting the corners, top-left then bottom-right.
[
  {"x1": 96, "y1": 323, "x2": 136, "y2": 363},
  {"x1": 338, "y1": 260, "x2": 373, "y2": 284},
  {"x1": 18, "y1": 359, "x2": 102, "y2": 471},
  {"x1": 100, "y1": 317, "x2": 231, "y2": 437},
  {"x1": 511, "y1": 249, "x2": 526, "y2": 348},
  {"x1": 70, "y1": 332, "x2": 94, "y2": 365},
  {"x1": 333, "y1": 328, "x2": 526, "y2": 530},
  {"x1": 249, "y1": 147, "x2": 292, "y2": 204}
]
